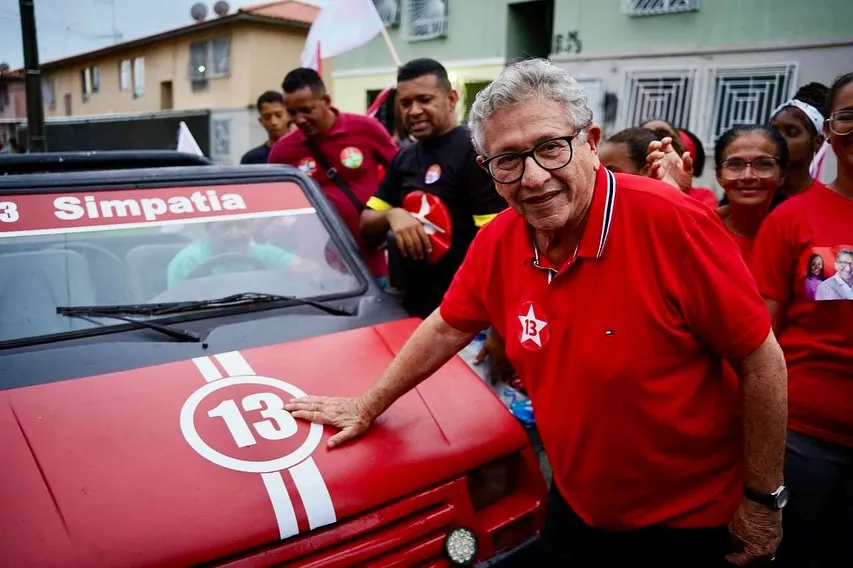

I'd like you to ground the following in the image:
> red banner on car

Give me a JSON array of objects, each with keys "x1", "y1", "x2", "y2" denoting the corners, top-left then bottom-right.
[{"x1": 0, "y1": 182, "x2": 312, "y2": 237}]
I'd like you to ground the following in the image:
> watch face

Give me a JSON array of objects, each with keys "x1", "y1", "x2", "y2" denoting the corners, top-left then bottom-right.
[{"x1": 775, "y1": 486, "x2": 790, "y2": 508}]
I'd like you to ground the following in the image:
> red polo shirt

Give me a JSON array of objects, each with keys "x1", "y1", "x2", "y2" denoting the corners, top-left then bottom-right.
[
  {"x1": 267, "y1": 109, "x2": 399, "y2": 277},
  {"x1": 441, "y1": 167, "x2": 771, "y2": 530},
  {"x1": 750, "y1": 183, "x2": 853, "y2": 447}
]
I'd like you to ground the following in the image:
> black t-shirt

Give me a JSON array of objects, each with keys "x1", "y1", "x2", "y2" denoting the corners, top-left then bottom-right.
[
  {"x1": 240, "y1": 143, "x2": 272, "y2": 164},
  {"x1": 368, "y1": 124, "x2": 507, "y2": 318}
]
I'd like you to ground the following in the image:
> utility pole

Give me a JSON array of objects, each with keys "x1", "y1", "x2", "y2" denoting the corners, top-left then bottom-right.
[{"x1": 19, "y1": 0, "x2": 46, "y2": 152}]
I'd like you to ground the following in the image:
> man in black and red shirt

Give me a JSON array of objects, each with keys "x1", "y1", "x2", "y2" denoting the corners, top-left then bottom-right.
[{"x1": 360, "y1": 58, "x2": 506, "y2": 318}]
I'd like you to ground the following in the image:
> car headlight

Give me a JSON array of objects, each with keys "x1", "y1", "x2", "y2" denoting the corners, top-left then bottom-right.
[
  {"x1": 445, "y1": 527, "x2": 478, "y2": 566},
  {"x1": 467, "y1": 454, "x2": 519, "y2": 510}
]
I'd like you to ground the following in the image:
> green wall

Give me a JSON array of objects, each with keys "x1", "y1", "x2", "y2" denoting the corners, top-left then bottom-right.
[
  {"x1": 333, "y1": 0, "x2": 509, "y2": 70},
  {"x1": 552, "y1": 0, "x2": 853, "y2": 56}
]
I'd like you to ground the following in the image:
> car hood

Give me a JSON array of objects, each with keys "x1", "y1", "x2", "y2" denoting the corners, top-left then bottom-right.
[{"x1": 0, "y1": 318, "x2": 526, "y2": 567}]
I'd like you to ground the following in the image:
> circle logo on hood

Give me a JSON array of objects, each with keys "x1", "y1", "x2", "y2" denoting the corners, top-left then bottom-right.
[
  {"x1": 180, "y1": 375, "x2": 322, "y2": 473},
  {"x1": 402, "y1": 190, "x2": 453, "y2": 264}
]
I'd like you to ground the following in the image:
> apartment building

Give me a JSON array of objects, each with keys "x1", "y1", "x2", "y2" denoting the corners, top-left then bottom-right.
[{"x1": 23, "y1": 1, "x2": 319, "y2": 162}]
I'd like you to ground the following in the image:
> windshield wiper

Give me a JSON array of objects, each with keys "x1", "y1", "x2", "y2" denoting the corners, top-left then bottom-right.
[
  {"x1": 56, "y1": 308, "x2": 202, "y2": 342},
  {"x1": 57, "y1": 292, "x2": 355, "y2": 318}
]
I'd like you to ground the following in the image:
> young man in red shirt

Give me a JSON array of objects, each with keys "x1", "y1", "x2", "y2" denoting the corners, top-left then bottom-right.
[
  {"x1": 285, "y1": 59, "x2": 789, "y2": 567},
  {"x1": 267, "y1": 68, "x2": 399, "y2": 284}
]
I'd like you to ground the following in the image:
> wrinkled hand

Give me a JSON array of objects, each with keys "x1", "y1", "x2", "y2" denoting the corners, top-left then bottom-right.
[
  {"x1": 284, "y1": 396, "x2": 375, "y2": 449},
  {"x1": 725, "y1": 499, "x2": 782, "y2": 566},
  {"x1": 387, "y1": 208, "x2": 432, "y2": 260},
  {"x1": 646, "y1": 136, "x2": 694, "y2": 193},
  {"x1": 473, "y1": 331, "x2": 516, "y2": 386}
]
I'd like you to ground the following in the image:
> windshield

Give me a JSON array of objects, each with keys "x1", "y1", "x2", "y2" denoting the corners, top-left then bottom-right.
[{"x1": 0, "y1": 181, "x2": 362, "y2": 343}]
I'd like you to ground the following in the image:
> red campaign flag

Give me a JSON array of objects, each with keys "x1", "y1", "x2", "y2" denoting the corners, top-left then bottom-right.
[
  {"x1": 366, "y1": 83, "x2": 394, "y2": 118},
  {"x1": 0, "y1": 183, "x2": 312, "y2": 238}
]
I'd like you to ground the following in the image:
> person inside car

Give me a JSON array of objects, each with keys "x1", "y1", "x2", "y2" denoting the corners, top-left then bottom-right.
[{"x1": 167, "y1": 220, "x2": 299, "y2": 288}]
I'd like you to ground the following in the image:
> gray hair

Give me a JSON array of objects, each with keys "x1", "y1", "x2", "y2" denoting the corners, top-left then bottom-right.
[
  {"x1": 468, "y1": 58, "x2": 594, "y2": 155},
  {"x1": 837, "y1": 248, "x2": 853, "y2": 260}
]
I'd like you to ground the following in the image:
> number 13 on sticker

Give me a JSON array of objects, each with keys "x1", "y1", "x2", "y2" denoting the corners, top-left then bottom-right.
[
  {"x1": 209, "y1": 392, "x2": 299, "y2": 448},
  {"x1": 0, "y1": 201, "x2": 19, "y2": 223}
]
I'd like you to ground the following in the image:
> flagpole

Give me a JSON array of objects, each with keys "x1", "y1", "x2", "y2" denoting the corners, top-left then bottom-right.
[{"x1": 378, "y1": 25, "x2": 402, "y2": 67}]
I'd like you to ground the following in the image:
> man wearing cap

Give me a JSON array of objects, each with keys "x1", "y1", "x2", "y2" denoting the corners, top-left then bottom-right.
[{"x1": 286, "y1": 59, "x2": 788, "y2": 567}]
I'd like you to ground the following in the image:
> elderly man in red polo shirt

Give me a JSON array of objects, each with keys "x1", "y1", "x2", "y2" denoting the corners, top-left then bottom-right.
[{"x1": 286, "y1": 59, "x2": 788, "y2": 567}]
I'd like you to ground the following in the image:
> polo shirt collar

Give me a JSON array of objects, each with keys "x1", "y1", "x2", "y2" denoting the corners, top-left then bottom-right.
[
  {"x1": 577, "y1": 166, "x2": 617, "y2": 259},
  {"x1": 529, "y1": 166, "x2": 617, "y2": 271},
  {"x1": 323, "y1": 107, "x2": 346, "y2": 137}
]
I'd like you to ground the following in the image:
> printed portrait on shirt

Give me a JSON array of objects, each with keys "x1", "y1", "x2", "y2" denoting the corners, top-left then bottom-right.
[{"x1": 803, "y1": 245, "x2": 853, "y2": 301}]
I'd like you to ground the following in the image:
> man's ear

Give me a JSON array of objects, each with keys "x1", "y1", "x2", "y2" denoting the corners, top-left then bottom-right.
[
  {"x1": 447, "y1": 88, "x2": 458, "y2": 112},
  {"x1": 476, "y1": 154, "x2": 486, "y2": 171},
  {"x1": 322, "y1": 93, "x2": 332, "y2": 107}
]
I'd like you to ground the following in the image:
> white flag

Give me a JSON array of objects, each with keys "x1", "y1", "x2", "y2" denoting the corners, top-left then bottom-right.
[
  {"x1": 176, "y1": 121, "x2": 204, "y2": 156},
  {"x1": 301, "y1": 0, "x2": 385, "y2": 70}
]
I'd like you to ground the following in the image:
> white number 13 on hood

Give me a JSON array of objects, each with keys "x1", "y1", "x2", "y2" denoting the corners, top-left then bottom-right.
[{"x1": 208, "y1": 392, "x2": 298, "y2": 448}]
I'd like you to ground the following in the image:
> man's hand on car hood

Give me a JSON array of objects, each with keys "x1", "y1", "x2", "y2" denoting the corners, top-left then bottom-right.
[{"x1": 286, "y1": 395, "x2": 375, "y2": 448}]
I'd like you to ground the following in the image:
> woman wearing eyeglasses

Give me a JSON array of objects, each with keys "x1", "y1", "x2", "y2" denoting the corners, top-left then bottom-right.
[
  {"x1": 712, "y1": 125, "x2": 789, "y2": 263},
  {"x1": 750, "y1": 72, "x2": 853, "y2": 568}
]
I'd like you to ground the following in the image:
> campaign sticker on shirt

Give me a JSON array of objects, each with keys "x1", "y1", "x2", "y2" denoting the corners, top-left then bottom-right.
[
  {"x1": 424, "y1": 164, "x2": 442, "y2": 185},
  {"x1": 402, "y1": 190, "x2": 452, "y2": 264},
  {"x1": 803, "y1": 245, "x2": 853, "y2": 301},
  {"x1": 298, "y1": 157, "x2": 317, "y2": 177},
  {"x1": 340, "y1": 146, "x2": 364, "y2": 169},
  {"x1": 517, "y1": 301, "x2": 550, "y2": 351}
]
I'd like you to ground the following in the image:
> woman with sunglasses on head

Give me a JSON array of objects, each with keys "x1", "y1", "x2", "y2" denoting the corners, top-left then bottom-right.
[
  {"x1": 713, "y1": 125, "x2": 788, "y2": 264},
  {"x1": 750, "y1": 72, "x2": 853, "y2": 568}
]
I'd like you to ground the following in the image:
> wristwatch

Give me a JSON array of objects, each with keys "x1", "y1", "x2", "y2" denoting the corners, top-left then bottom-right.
[{"x1": 744, "y1": 485, "x2": 789, "y2": 510}]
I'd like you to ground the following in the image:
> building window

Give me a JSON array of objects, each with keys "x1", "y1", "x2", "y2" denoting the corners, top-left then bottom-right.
[
  {"x1": 705, "y1": 64, "x2": 797, "y2": 145},
  {"x1": 374, "y1": 0, "x2": 400, "y2": 27},
  {"x1": 406, "y1": 0, "x2": 448, "y2": 41},
  {"x1": 132, "y1": 56, "x2": 145, "y2": 98},
  {"x1": 189, "y1": 36, "x2": 231, "y2": 85},
  {"x1": 119, "y1": 59, "x2": 131, "y2": 91},
  {"x1": 622, "y1": 0, "x2": 699, "y2": 17},
  {"x1": 63, "y1": 93, "x2": 72, "y2": 116},
  {"x1": 367, "y1": 88, "x2": 396, "y2": 133},
  {"x1": 212, "y1": 118, "x2": 231, "y2": 157},
  {"x1": 41, "y1": 76, "x2": 56, "y2": 110},
  {"x1": 462, "y1": 80, "x2": 491, "y2": 121},
  {"x1": 617, "y1": 68, "x2": 696, "y2": 130},
  {"x1": 80, "y1": 66, "x2": 99, "y2": 101}
]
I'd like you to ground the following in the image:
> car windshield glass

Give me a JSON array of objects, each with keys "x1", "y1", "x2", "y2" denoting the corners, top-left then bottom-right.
[{"x1": 0, "y1": 181, "x2": 361, "y2": 343}]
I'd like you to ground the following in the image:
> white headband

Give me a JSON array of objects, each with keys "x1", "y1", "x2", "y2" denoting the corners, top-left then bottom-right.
[{"x1": 772, "y1": 99, "x2": 825, "y2": 135}]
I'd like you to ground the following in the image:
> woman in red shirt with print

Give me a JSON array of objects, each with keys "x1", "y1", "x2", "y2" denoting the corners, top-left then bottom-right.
[
  {"x1": 713, "y1": 125, "x2": 787, "y2": 263},
  {"x1": 751, "y1": 72, "x2": 853, "y2": 568}
]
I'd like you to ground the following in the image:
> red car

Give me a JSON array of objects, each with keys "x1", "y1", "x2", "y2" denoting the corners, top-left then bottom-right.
[{"x1": 0, "y1": 152, "x2": 547, "y2": 567}]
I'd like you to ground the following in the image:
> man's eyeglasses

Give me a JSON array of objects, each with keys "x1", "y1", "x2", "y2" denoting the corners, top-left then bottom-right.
[
  {"x1": 827, "y1": 111, "x2": 853, "y2": 136},
  {"x1": 720, "y1": 157, "x2": 780, "y2": 180},
  {"x1": 482, "y1": 134, "x2": 579, "y2": 184}
]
